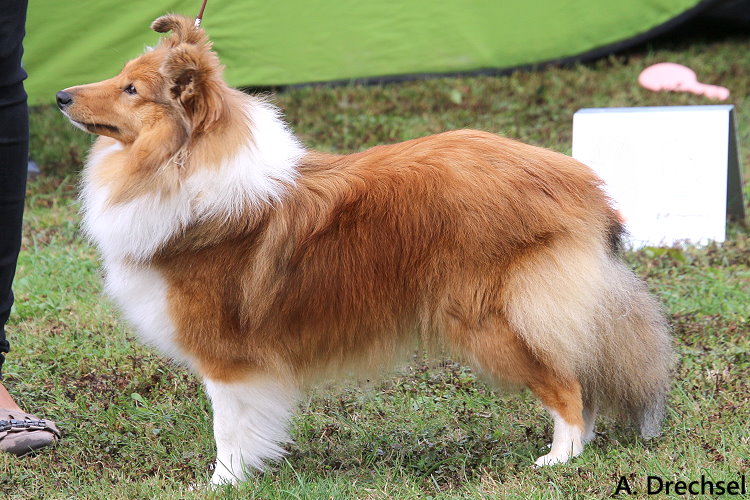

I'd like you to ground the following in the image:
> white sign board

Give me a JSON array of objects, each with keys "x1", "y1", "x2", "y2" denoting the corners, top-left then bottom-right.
[{"x1": 572, "y1": 105, "x2": 744, "y2": 248}]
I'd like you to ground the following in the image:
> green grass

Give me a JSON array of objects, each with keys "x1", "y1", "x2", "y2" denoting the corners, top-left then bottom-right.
[{"x1": 1, "y1": 28, "x2": 749, "y2": 499}]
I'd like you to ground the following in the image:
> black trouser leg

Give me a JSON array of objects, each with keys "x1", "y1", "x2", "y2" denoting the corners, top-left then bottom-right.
[{"x1": 0, "y1": 0, "x2": 30, "y2": 377}]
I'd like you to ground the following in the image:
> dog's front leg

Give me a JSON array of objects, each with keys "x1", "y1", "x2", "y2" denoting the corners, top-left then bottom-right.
[{"x1": 204, "y1": 375, "x2": 297, "y2": 485}]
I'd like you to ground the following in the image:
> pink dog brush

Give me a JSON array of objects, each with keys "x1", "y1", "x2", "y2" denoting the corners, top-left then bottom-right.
[{"x1": 638, "y1": 63, "x2": 729, "y2": 101}]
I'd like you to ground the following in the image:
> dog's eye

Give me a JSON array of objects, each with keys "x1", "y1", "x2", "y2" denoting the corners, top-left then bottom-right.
[{"x1": 124, "y1": 84, "x2": 137, "y2": 95}]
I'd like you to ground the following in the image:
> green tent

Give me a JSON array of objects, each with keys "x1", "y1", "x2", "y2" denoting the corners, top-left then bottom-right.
[{"x1": 26, "y1": 0, "x2": 710, "y2": 105}]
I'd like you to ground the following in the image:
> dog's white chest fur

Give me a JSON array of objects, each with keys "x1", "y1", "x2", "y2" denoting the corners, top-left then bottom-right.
[{"x1": 103, "y1": 260, "x2": 191, "y2": 364}]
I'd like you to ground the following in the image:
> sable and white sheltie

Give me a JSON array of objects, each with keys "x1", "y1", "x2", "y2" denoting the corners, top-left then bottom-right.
[{"x1": 57, "y1": 15, "x2": 672, "y2": 485}]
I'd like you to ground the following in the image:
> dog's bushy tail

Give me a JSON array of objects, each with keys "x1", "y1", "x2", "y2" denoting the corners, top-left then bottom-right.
[
  {"x1": 504, "y1": 235, "x2": 672, "y2": 437},
  {"x1": 587, "y1": 258, "x2": 672, "y2": 437}
]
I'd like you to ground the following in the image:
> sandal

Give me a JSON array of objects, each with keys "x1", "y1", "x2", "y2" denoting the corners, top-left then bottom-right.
[{"x1": 0, "y1": 409, "x2": 61, "y2": 456}]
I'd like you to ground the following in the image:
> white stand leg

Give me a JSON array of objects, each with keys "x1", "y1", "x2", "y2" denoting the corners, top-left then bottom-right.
[
  {"x1": 204, "y1": 376, "x2": 297, "y2": 485},
  {"x1": 534, "y1": 409, "x2": 584, "y2": 466}
]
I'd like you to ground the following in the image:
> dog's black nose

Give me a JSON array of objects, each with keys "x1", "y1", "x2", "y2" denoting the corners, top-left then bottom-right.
[{"x1": 56, "y1": 90, "x2": 73, "y2": 109}]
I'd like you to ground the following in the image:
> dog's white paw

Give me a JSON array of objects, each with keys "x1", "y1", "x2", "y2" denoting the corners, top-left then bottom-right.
[
  {"x1": 533, "y1": 451, "x2": 572, "y2": 467},
  {"x1": 533, "y1": 439, "x2": 583, "y2": 467},
  {"x1": 210, "y1": 462, "x2": 241, "y2": 487}
]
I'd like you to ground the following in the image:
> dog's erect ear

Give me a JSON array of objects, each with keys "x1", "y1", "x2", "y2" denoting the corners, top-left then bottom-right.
[
  {"x1": 162, "y1": 43, "x2": 225, "y2": 135},
  {"x1": 151, "y1": 14, "x2": 208, "y2": 47}
]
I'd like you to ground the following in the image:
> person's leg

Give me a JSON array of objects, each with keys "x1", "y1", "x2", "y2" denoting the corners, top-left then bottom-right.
[
  {"x1": 0, "y1": 384, "x2": 22, "y2": 411},
  {"x1": 0, "y1": 79, "x2": 29, "y2": 382},
  {"x1": 0, "y1": 0, "x2": 60, "y2": 456},
  {"x1": 0, "y1": 0, "x2": 30, "y2": 385}
]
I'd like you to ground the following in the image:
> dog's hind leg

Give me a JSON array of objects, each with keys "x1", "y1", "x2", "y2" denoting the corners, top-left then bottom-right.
[
  {"x1": 582, "y1": 402, "x2": 598, "y2": 444},
  {"x1": 204, "y1": 375, "x2": 297, "y2": 485},
  {"x1": 445, "y1": 314, "x2": 585, "y2": 466},
  {"x1": 527, "y1": 375, "x2": 585, "y2": 466}
]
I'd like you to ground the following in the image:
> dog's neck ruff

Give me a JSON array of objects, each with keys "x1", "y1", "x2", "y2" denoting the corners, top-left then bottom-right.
[{"x1": 81, "y1": 99, "x2": 305, "y2": 263}]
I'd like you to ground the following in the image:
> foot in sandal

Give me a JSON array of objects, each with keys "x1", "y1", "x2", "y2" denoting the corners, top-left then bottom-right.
[{"x1": 0, "y1": 409, "x2": 60, "y2": 456}]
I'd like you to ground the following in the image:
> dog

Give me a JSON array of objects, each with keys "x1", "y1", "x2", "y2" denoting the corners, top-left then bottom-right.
[{"x1": 57, "y1": 14, "x2": 672, "y2": 485}]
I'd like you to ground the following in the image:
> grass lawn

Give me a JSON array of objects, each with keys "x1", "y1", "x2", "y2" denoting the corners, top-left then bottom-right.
[{"x1": 1, "y1": 25, "x2": 749, "y2": 499}]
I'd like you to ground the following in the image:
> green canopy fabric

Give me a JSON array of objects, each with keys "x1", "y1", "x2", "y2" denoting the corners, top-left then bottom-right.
[{"x1": 25, "y1": 0, "x2": 707, "y2": 105}]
